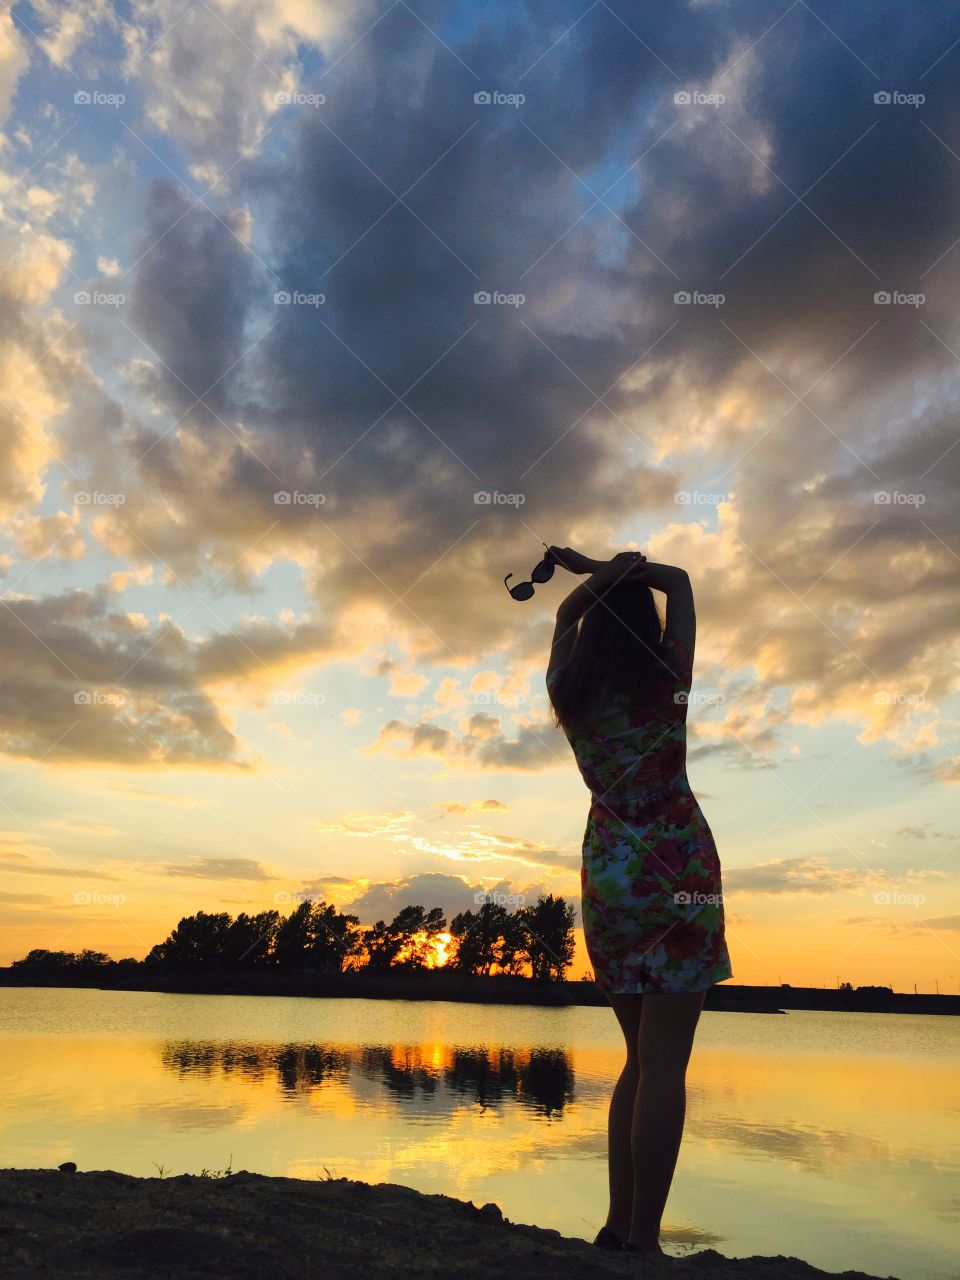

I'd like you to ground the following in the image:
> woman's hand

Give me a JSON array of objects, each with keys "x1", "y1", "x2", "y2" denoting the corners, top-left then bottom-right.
[{"x1": 585, "y1": 550, "x2": 648, "y2": 591}]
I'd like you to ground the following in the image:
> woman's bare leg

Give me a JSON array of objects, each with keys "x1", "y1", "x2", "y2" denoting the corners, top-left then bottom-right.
[
  {"x1": 628, "y1": 988, "x2": 707, "y2": 1252},
  {"x1": 604, "y1": 992, "x2": 644, "y2": 1238}
]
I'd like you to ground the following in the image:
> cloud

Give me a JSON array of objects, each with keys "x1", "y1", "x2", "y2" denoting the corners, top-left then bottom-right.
[
  {"x1": 56, "y1": 0, "x2": 950, "y2": 759},
  {"x1": 342, "y1": 871, "x2": 553, "y2": 926},
  {"x1": 366, "y1": 712, "x2": 566, "y2": 771},
  {"x1": 0, "y1": 849, "x2": 121, "y2": 879},
  {"x1": 0, "y1": 0, "x2": 956, "y2": 789},
  {"x1": 431, "y1": 798, "x2": 509, "y2": 818},
  {"x1": 0, "y1": 586, "x2": 344, "y2": 767},
  {"x1": 723, "y1": 856, "x2": 947, "y2": 897},
  {"x1": 313, "y1": 810, "x2": 416, "y2": 839},
  {"x1": 159, "y1": 856, "x2": 276, "y2": 881},
  {"x1": 895, "y1": 823, "x2": 953, "y2": 840}
]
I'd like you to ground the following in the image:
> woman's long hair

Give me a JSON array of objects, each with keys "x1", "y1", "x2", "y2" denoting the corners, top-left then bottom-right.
[{"x1": 548, "y1": 583, "x2": 667, "y2": 737}]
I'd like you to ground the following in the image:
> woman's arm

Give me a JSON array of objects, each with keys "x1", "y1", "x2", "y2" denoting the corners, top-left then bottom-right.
[
  {"x1": 547, "y1": 557, "x2": 636, "y2": 677},
  {"x1": 547, "y1": 546, "x2": 606, "y2": 575},
  {"x1": 553, "y1": 553, "x2": 647, "y2": 629},
  {"x1": 633, "y1": 562, "x2": 695, "y2": 653}
]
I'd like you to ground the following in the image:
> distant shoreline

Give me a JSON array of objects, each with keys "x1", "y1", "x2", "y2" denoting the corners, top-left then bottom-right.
[{"x1": 1, "y1": 967, "x2": 956, "y2": 1014}]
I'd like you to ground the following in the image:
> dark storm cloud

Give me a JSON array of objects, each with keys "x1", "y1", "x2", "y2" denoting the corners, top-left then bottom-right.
[
  {"x1": 94, "y1": 1, "x2": 958, "y2": 730},
  {"x1": 0, "y1": 588, "x2": 334, "y2": 766}
]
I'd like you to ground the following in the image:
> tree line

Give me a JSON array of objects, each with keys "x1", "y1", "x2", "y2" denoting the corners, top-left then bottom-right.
[{"x1": 10, "y1": 894, "x2": 578, "y2": 982}]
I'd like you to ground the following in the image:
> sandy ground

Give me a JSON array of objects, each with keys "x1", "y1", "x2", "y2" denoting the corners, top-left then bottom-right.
[{"x1": 0, "y1": 1168, "x2": 900, "y2": 1280}]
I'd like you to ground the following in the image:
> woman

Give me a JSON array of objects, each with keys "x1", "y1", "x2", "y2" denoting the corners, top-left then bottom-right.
[{"x1": 545, "y1": 546, "x2": 732, "y2": 1258}]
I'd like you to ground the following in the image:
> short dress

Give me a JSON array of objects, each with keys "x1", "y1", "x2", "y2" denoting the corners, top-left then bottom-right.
[{"x1": 547, "y1": 634, "x2": 733, "y2": 995}]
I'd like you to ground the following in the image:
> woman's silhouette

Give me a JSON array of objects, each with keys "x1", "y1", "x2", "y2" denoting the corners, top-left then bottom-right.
[{"x1": 545, "y1": 546, "x2": 732, "y2": 1257}]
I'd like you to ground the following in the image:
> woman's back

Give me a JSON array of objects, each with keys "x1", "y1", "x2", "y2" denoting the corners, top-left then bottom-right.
[{"x1": 548, "y1": 633, "x2": 694, "y2": 816}]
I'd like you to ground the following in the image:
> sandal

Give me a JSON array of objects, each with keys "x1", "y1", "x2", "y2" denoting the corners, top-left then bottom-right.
[{"x1": 592, "y1": 1226, "x2": 625, "y2": 1249}]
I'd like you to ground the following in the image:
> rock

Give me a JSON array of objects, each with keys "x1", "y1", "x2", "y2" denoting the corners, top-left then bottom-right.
[
  {"x1": 57, "y1": 1162, "x2": 77, "y2": 1173},
  {"x1": 477, "y1": 1203, "x2": 503, "y2": 1223}
]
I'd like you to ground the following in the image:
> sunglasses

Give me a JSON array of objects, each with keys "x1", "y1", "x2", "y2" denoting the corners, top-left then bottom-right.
[{"x1": 505, "y1": 543, "x2": 556, "y2": 601}]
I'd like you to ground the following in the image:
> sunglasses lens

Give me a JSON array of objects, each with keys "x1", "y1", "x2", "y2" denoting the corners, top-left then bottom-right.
[
  {"x1": 510, "y1": 582, "x2": 535, "y2": 600},
  {"x1": 531, "y1": 560, "x2": 555, "y2": 583}
]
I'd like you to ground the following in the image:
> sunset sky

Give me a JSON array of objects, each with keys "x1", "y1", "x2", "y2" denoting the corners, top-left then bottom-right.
[{"x1": 0, "y1": 0, "x2": 957, "y2": 990}]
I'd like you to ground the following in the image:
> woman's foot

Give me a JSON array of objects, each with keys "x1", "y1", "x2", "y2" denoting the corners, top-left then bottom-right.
[
  {"x1": 623, "y1": 1239, "x2": 669, "y2": 1258},
  {"x1": 592, "y1": 1225, "x2": 625, "y2": 1249}
]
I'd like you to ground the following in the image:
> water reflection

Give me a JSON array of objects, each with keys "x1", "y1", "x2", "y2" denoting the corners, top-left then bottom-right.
[{"x1": 161, "y1": 1040, "x2": 576, "y2": 1118}]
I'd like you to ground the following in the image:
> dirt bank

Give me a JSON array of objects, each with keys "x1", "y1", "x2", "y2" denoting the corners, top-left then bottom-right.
[{"x1": 0, "y1": 1168, "x2": 899, "y2": 1279}]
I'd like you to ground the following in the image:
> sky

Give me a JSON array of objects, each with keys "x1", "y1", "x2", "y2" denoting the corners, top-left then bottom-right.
[{"x1": 0, "y1": 0, "x2": 957, "y2": 990}]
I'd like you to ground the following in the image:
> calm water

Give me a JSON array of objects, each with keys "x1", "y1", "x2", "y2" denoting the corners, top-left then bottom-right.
[{"x1": 1, "y1": 989, "x2": 957, "y2": 1280}]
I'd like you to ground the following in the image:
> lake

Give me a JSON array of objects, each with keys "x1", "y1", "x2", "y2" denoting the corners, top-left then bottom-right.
[{"x1": 1, "y1": 988, "x2": 957, "y2": 1280}]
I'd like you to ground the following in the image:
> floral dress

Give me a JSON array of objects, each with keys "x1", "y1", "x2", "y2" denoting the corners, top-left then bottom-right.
[{"x1": 547, "y1": 634, "x2": 733, "y2": 995}]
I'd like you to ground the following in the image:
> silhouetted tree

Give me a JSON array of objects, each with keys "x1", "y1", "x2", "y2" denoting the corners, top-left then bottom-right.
[
  {"x1": 145, "y1": 910, "x2": 232, "y2": 972},
  {"x1": 274, "y1": 899, "x2": 362, "y2": 973},
  {"x1": 308, "y1": 901, "x2": 363, "y2": 972},
  {"x1": 519, "y1": 894, "x2": 576, "y2": 981},
  {"x1": 225, "y1": 911, "x2": 281, "y2": 968},
  {"x1": 448, "y1": 901, "x2": 507, "y2": 975}
]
